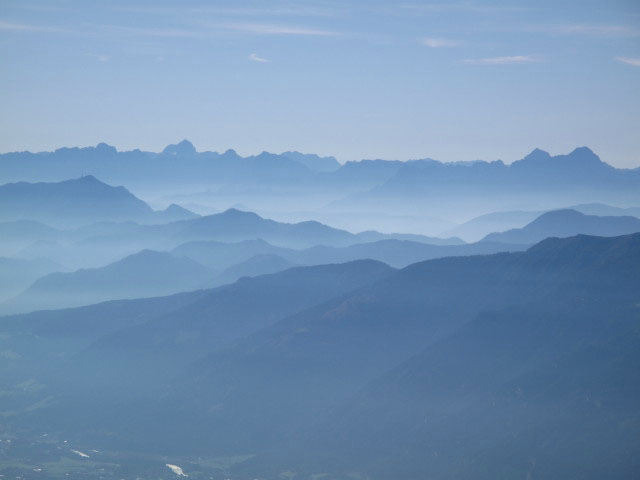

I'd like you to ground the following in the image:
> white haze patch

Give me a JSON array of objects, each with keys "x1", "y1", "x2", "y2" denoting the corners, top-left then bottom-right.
[{"x1": 166, "y1": 464, "x2": 188, "y2": 476}]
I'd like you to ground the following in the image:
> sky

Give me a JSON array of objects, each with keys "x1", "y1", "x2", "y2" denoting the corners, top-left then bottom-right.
[{"x1": 1, "y1": 0, "x2": 639, "y2": 167}]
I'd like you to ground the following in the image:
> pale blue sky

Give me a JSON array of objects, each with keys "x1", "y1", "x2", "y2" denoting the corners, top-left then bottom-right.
[{"x1": 1, "y1": 0, "x2": 639, "y2": 166}]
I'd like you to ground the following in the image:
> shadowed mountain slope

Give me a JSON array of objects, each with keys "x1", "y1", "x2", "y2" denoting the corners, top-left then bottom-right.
[
  {"x1": 0, "y1": 176, "x2": 198, "y2": 228},
  {"x1": 1, "y1": 250, "x2": 214, "y2": 314},
  {"x1": 483, "y1": 209, "x2": 640, "y2": 244},
  {"x1": 90, "y1": 234, "x2": 638, "y2": 461},
  {"x1": 275, "y1": 234, "x2": 640, "y2": 479}
]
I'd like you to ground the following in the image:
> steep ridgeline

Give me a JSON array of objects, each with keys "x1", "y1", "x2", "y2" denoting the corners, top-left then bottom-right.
[
  {"x1": 7, "y1": 205, "x2": 466, "y2": 271},
  {"x1": 341, "y1": 147, "x2": 640, "y2": 217},
  {"x1": 0, "y1": 256, "x2": 64, "y2": 303},
  {"x1": 141, "y1": 233, "x2": 638, "y2": 464},
  {"x1": 173, "y1": 237, "x2": 521, "y2": 271},
  {"x1": 0, "y1": 171, "x2": 462, "y2": 265},
  {"x1": 0, "y1": 176, "x2": 198, "y2": 228},
  {"x1": 281, "y1": 151, "x2": 341, "y2": 172},
  {"x1": 3, "y1": 144, "x2": 638, "y2": 219},
  {"x1": 0, "y1": 260, "x2": 394, "y2": 424},
  {"x1": 5, "y1": 237, "x2": 524, "y2": 315},
  {"x1": 276, "y1": 234, "x2": 640, "y2": 480},
  {"x1": 2, "y1": 233, "x2": 633, "y2": 477},
  {"x1": 444, "y1": 203, "x2": 640, "y2": 243},
  {"x1": 0, "y1": 250, "x2": 215, "y2": 314},
  {"x1": 482, "y1": 209, "x2": 640, "y2": 244},
  {"x1": 0, "y1": 235, "x2": 638, "y2": 478},
  {"x1": 0, "y1": 141, "x2": 318, "y2": 189}
]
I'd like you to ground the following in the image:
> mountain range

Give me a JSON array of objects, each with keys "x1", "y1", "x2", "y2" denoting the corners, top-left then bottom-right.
[
  {"x1": 482, "y1": 209, "x2": 640, "y2": 244},
  {"x1": 2, "y1": 143, "x2": 639, "y2": 233},
  {"x1": 1, "y1": 234, "x2": 638, "y2": 479},
  {"x1": 1, "y1": 250, "x2": 214, "y2": 314},
  {"x1": 0, "y1": 175, "x2": 199, "y2": 228}
]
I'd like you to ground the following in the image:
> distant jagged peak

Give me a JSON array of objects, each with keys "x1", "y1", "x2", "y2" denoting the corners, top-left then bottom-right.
[
  {"x1": 220, "y1": 207, "x2": 261, "y2": 218},
  {"x1": 53, "y1": 143, "x2": 117, "y2": 155},
  {"x1": 532, "y1": 208, "x2": 585, "y2": 221},
  {"x1": 221, "y1": 148, "x2": 240, "y2": 159},
  {"x1": 195, "y1": 208, "x2": 264, "y2": 225},
  {"x1": 162, "y1": 139, "x2": 197, "y2": 156},
  {"x1": 95, "y1": 142, "x2": 117, "y2": 154},
  {"x1": 522, "y1": 147, "x2": 552, "y2": 162},
  {"x1": 73, "y1": 174, "x2": 104, "y2": 184},
  {"x1": 163, "y1": 203, "x2": 191, "y2": 214},
  {"x1": 514, "y1": 146, "x2": 606, "y2": 169},
  {"x1": 228, "y1": 202, "x2": 250, "y2": 211},
  {"x1": 281, "y1": 150, "x2": 341, "y2": 172},
  {"x1": 566, "y1": 146, "x2": 602, "y2": 163}
]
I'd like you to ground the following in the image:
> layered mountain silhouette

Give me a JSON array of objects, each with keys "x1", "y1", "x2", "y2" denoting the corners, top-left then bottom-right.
[
  {"x1": 0, "y1": 256, "x2": 64, "y2": 302},
  {"x1": 337, "y1": 147, "x2": 640, "y2": 219},
  {"x1": 0, "y1": 260, "x2": 393, "y2": 402},
  {"x1": 1, "y1": 140, "x2": 640, "y2": 479},
  {"x1": 483, "y1": 209, "x2": 640, "y2": 244},
  {"x1": 173, "y1": 236, "x2": 520, "y2": 271},
  {"x1": 4, "y1": 144, "x2": 637, "y2": 225},
  {"x1": 2, "y1": 233, "x2": 637, "y2": 480},
  {"x1": 0, "y1": 176, "x2": 198, "y2": 228},
  {"x1": 0, "y1": 219, "x2": 60, "y2": 256},
  {"x1": 281, "y1": 151, "x2": 341, "y2": 172},
  {"x1": 1, "y1": 250, "x2": 214, "y2": 313},
  {"x1": 208, "y1": 254, "x2": 298, "y2": 287},
  {"x1": 278, "y1": 234, "x2": 640, "y2": 479},
  {"x1": 444, "y1": 203, "x2": 640, "y2": 242}
]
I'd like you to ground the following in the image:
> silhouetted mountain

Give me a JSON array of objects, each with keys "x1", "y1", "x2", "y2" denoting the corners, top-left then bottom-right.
[
  {"x1": 281, "y1": 151, "x2": 341, "y2": 172},
  {"x1": 116, "y1": 234, "x2": 637, "y2": 461},
  {"x1": 0, "y1": 219, "x2": 60, "y2": 256},
  {"x1": 0, "y1": 260, "x2": 393, "y2": 405},
  {"x1": 0, "y1": 142, "x2": 317, "y2": 202},
  {"x1": 279, "y1": 234, "x2": 640, "y2": 479},
  {"x1": 293, "y1": 239, "x2": 526, "y2": 268},
  {"x1": 443, "y1": 210, "x2": 543, "y2": 242},
  {"x1": 166, "y1": 208, "x2": 355, "y2": 249},
  {"x1": 341, "y1": 147, "x2": 640, "y2": 219},
  {"x1": 1, "y1": 250, "x2": 214, "y2": 314},
  {"x1": 173, "y1": 237, "x2": 521, "y2": 272},
  {"x1": 209, "y1": 254, "x2": 298, "y2": 287},
  {"x1": 483, "y1": 209, "x2": 640, "y2": 244},
  {"x1": 153, "y1": 203, "x2": 200, "y2": 223},
  {"x1": 0, "y1": 176, "x2": 196, "y2": 228},
  {"x1": 0, "y1": 256, "x2": 64, "y2": 302},
  {"x1": 3, "y1": 145, "x2": 638, "y2": 235},
  {"x1": 7, "y1": 208, "x2": 466, "y2": 272},
  {"x1": 354, "y1": 230, "x2": 465, "y2": 245},
  {"x1": 444, "y1": 203, "x2": 640, "y2": 242},
  {"x1": 162, "y1": 139, "x2": 197, "y2": 156},
  {"x1": 571, "y1": 202, "x2": 640, "y2": 218},
  {"x1": 1, "y1": 235, "x2": 638, "y2": 478},
  {"x1": 172, "y1": 238, "x2": 290, "y2": 270},
  {"x1": 0, "y1": 176, "x2": 154, "y2": 227},
  {"x1": 322, "y1": 159, "x2": 404, "y2": 188}
]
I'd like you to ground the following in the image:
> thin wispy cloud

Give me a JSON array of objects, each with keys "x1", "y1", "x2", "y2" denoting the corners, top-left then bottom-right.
[
  {"x1": 422, "y1": 37, "x2": 460, "y2": 48},
  {"x1": 116, "y1": 5, "x2": 338, "y2": 17},
  {"x1": 103, "y1": 25, "x2": 206, "y2": 39},
  {"x1": 191, "y1": 6, "x2": 339, "y2": 17},
  {"x1": 84, "y1": 53, "x2": 110, "y2": 62},
  {"x1": 615, "y1": 56, "x2": 640, "y2": 66},
  {"x1": 249, "y1": 53, "x2": 269, "y2": 63},
  {"x1": 392, "y1": 2, "x2": 528, "y2": 15},
  {"x1": 219, "y1": 22, "x2": 339, "y2": 36},
  {"x1": 529, "y1": 24, "x2": 640, "y2": 37},
  {"x1": 461, "y1": 55, "x2": 540, "y2": 65},
  {"x1": 0, "y1": 20, "x2": 68, "y2": 33}
]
